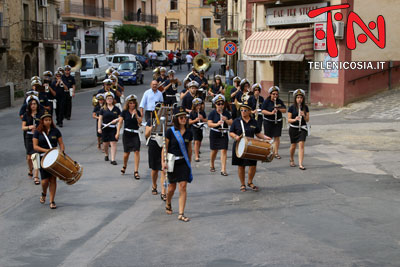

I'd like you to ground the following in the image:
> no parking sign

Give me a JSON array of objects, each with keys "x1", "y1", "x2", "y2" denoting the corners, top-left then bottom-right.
[{"x1": 224, "y1": 42, "x2": 237, "y2": 56}]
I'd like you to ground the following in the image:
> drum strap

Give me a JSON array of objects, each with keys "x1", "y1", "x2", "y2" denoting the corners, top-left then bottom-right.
[
  {"x1": 43, "y1": 132, "x2": 53, "y2": 149},
  {"x1": 240, "y1": 120, "x2": 246, "y2": 137}
]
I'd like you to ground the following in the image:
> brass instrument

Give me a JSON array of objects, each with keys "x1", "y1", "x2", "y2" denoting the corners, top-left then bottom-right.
[
  {"x1": 92, "y1": 95, "x2": 98, "y2": 107},
  {"x1": 193, "y1": 54, "x2": 211, "y2": 72},
  {"x1": 64, "y1": 54, "x2": 82, "y2": 72},
  {"x1": 234, "y1": 92, "x2": 250, "y2": 111}
]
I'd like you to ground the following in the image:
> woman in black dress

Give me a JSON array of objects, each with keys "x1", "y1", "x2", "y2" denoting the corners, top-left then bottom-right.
[
  {"x1": 116, "y1": 94, "x2": 142, "y2": 178},
  {"x1": 261, "y1": 86, "x2": 286, "y2": 159},
  {"x1": 162, "y1": 106, "x2": 193, "y2": 222},
  {"x1": 92, "y1": 93, "x2": 105, "y2": 151},
  {"x1": 33, "y1": 113, "x2": 65, "y2": 209},
  {"x1": 21, "y1": 96, "x2": 43, "y2": 184},
  {"x1": 207, "y1": 95, "x2": 233, "y2": 176},
  {"x1": 98, "y1": 91, "x2": 121, "y2": 165},
  {"x1": 288, "y1": 89, "x2": 310, "y2": 170},
  {"x1": 230, "y1": 76, "x2": 241, "y2": 120},
  {"x1": 208, "y1": 75, "x2": 225, "y2": 98},
  {"x1": 249, "y1": 83, "x2": 264, "y2": 131},
  {"x1": 188, "y1": 98, "x2": 207, "y2": 162},
  {"x1": 229, "y1": 102, "x2": 271, "y2": 192}
]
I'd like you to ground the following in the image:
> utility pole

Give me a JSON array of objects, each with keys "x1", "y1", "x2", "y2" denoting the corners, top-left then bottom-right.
[
  {"x1": 185, "y1": 0, "x2": 188, "y2": 50},
  {"x1": 102, "y1": 0, "x2": 105, "y2": 54}
]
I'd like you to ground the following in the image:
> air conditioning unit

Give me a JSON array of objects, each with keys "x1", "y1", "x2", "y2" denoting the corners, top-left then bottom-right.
[
  {"x1": 38, "y1": 0, "x2": 48, "y2": 7},
  {"x1": 333, "y1": 21, "x2": 345, "y2": 40},
  {"x1": 83, "y1": 20, "x2": 93, "y2": 28}
]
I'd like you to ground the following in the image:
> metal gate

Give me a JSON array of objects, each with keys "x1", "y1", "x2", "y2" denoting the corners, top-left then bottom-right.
[{"x1": 0, "y1": 85, "x2": 11, "y2": 109}]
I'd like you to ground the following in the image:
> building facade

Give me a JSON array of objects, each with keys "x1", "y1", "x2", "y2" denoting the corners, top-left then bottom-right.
[
  {"x1": 233, "y1": 0, "x2": 400, "y2": 106},
  {"x1": 153, "y1": 0, "x2": 220, "y2": 55},
  {"x1": 0, "y1": 0, "x2": 61, "y2": 90}
]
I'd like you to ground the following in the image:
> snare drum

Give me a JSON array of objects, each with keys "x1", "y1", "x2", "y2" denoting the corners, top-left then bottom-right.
[
  {"x1": 236, "y1": 137, "x2": 274, "y2": 162},
  {"x1": 41, "y1": 148, "x2": 83, "y2": 185}
]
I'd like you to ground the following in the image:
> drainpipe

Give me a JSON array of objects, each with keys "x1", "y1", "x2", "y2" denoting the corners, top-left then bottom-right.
[
  {"x1": 35, "y1": 0, "x2": 39, "y2": 75},
  {"x1": 102, "y1": 0, "x2": 105, "y2": 54}
]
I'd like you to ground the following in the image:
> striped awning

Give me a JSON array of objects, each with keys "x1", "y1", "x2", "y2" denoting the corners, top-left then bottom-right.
[{"x1": 243, "y1": 28, "x2": 314, "y2": 61}]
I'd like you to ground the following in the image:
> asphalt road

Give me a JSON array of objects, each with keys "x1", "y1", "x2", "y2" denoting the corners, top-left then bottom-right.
[{"x1": 1, "y1": 65, "x2": 400, "y2": 267}]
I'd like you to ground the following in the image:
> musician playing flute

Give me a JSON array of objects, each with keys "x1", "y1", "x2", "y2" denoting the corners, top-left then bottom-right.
[
  {"x1": 181, "y1": 81, "x2": 199, "y2": 113},
  {"x1": 189, "y1": 98, "x2": 207, "y2": 162},
  {"x1": 161, "y1": 106, "x2": 193, "y2": 222},
  {"x1": 207, "y1": 95, "x2": 232, "y2": 176},
  {"x1": 229, "y1": 101, "x2": 271, "y2": 192},
  {"x1": 92, "y1": 94, "x2": 105, "y2": 151},
  {"x1": 164, "y1": 70, "x2": 181, "y2": 106},
  {"x1": 288, "y1": 89, "x2": 309, "y2": 170},
  {"x1": 33, "y1": 112, "x2": 65, "y2": 209},
  {"x1": 248, "y1": 83, "x2": 264, "y2": 131},
  {"x1": 116, "y1": 94, "x2": 142, "y2": 179},
  {"x1": 261, "y1": 86, "x2": 286, "y2": 159},
  {"x1": 98, "y1": 91, "x2": 120, "y2": 165}
]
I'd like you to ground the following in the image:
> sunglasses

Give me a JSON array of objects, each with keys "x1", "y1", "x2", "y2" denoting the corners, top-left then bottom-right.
[
  {"x1": 240, "y1": 109, "x2": 249, "y2": 112},
  {"x1": 216, "y1": 102, "x2": 224, "y2": 106}
]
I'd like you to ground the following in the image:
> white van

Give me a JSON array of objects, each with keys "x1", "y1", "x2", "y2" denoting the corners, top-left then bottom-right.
[
  {"x1": 79, "y1": 54, "x2": 110, "y2": 86},
  {"x1": 108, "y1": 54, "x2": 137, "y2": 69}
]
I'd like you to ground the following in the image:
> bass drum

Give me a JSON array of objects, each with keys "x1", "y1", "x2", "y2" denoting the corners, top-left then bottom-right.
[
  {"x1": 41, "y1": 148, "x2": 83, "y2": 185},
  {"x1": 236, "y1": 137, "x2": 274, "y2": 162}
]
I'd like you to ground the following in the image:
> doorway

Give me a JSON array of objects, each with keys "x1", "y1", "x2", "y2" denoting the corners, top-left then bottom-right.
[
  {"x1": 85, "y1": 36, "x2": 99, "y2": 54},
  {"x1": 188, "y1": 29, "x2": 194, "y2": 50},
  {"x1": 45, "y1": 47, "x2": 54, "y2": 72}
]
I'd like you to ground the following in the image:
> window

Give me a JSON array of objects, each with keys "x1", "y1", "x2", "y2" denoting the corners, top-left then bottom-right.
[
  {"x1": 113, "y1": 56, "x2": 129, "y2": 63},
  {"x1": 108, "y1": 0, "x2": 115, "y2": 10},
  {"x1": 202, "y1": 18, "x2": 211, "y2": 38},
  {"x1": 170, "y1": 21, "x2": 178, "y2": 30},
  {"x1": 170, "y1": 0, "x2": 178, "y2": 10}
]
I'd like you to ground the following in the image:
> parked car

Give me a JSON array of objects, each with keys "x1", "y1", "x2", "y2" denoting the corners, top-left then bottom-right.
[
  {"x1": 117, "y1": 61, "x2": 144, "y2": 85},
  {"x1": 154, "y1": 51, "x2": 168, "y2": 66},
  {"x1": 108, "y1": 54, "x2": 137, "y2": 69},
  {"x1": 134, "y1": 54, "x2": 149, "y2": 70},
  {"x1": 76, "y1": 54, "x2": 110, "y2": 87}
]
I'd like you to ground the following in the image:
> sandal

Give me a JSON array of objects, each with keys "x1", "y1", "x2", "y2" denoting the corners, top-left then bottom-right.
[
  {"x1": 49, "y1": 202, "x2": 57, "y2": 209},
  {"x1": 40, "y1": 192, "x2": 46, "y2": 204},
  {"x1": 195, "y1": 159, "x2": 200, "y2": 162},
  {"x1": 134, "y1": 171, "x2": 140, "y2": 180},
  {"x1": 247, "y1": 183, "x2": 259, "y2": 192},
  {"x1": 240, "y1": 185, "x2": 246, "y2": 192},
  {"x1": 121, "y1": 166, "x2": 126, "y2": 174},
  {"x1": 210, "y1": 167, "x2": 216, "y2": 172},
  {"x1": 34, "y1": 177, "x2": 40, "y2": 185},
  {"x1": 178, "y1": 213, "x2": 190, "y2": 222},
  {"x1": 165, "y1": 203, "x2": 173, "y2": 214},
  {"x1": 160, "y1": 193, "x2": 167, "y2": 201},
  {"x1": 28, "y1": 171, "x2": 33, "y2": 178},
  {"x1": 290, "y1": 160, "x2": 296, "y2": 167},
  {"x1": 152, "y1": 187, "x2": 158, "y2": 195},
  {"x1": 299, "y1": 166, "x2": 307, "y2": 170},
  {"x1": 220, "y1": 172, "x2": 228, "y2": 176},
  {"x1": 275, "y1": 154, "x2": 281, "y2": 159}
]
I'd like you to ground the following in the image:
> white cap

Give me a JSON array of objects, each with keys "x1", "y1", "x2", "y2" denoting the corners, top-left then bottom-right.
[
  {"x1": 31, "y1": 76, "x2": 41, "y2": 81},
  {"x1": 96, "y1": 93, "x2": 105, "y2": 100},
  {"x1": 26, "y1": 95, "x2": 40, "y2": 105},
  {"x1": 126, "y1": 94, "x2": 138, "y2": 101},
  {"x1": 168, "y1": 70, "x2": 175, "y2": 75},
  {"x1": 188, "y1": 81, "x2": 199, "y2": 88},
  {"x1": 103, "y1": 78, "x2": 113, "y2": 84},
  {"x1": 293, "y1": 89, "x2": 306, "y2": 97},
  {"x1": 252, "y1": 83, "x2": 262, "y2": 91},
  {"x1": 160, "y1": 67, "x2": 167, "y2": 72},
  {"x1": 192, "y1": 98, "x2": 203, "y2": 105},
  {"x1": 233, "y1": 76, "x2": 241, "y2": 82},
  {"x1": 240, "y1": 78, "x2": 250, "y2": 86},
  {"x1": 268, "y1": 86, "x2": 280, "y2": 94},
  {"x1": 104, "y1": 91, "x2": 115, "y2": 98},
  {"x1": 212, "y1": 94, "x2": 225, "y2": 104},
  {"x1": 31, "y1": 80, "x2": 42, "y2": 86}
]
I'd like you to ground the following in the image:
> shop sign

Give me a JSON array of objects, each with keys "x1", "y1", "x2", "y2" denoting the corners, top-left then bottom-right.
[
  {"x1": 314, "y1": 23, "x2": 326, "y2": 51},
  {"x1": 203, "y1": 38, "x2": 219, "y2": 49},
  {"x1": 85, "y1": 30, "x2": 100, "y2": 36},
  {"x1": 167, "y1": 29, "x2": 179, "y2": 41},
  {"x1": 266, "y1": 3, "x2": 328, "y2": 26}
]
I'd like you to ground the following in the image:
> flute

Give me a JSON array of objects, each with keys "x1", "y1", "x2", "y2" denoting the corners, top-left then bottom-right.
[
  {"x1": 219, "y1": 112, "x2": 224, "y2": 137},
  {"x1": 298, "y1": 104, "x2": 302, "y2": 132},
  {"x1": 274, "y1": 99, "x2": 277, "y2": 124}
]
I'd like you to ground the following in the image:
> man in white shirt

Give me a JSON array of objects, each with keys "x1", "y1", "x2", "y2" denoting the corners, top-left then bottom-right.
[
  {"x1": 225, "y1": 65, "x2": 235, "y2": 86},
  {"x1": 140, "y1": 80, "x2": 164, "y2": 121},
  {"x1": 186, "y1": 54, "x2": 193, "y2": 71}
]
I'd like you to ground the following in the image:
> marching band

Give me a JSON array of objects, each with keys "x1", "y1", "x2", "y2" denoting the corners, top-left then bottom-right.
[{"x1": 18, "y1": 62, "x2": 310, "y2": 221}]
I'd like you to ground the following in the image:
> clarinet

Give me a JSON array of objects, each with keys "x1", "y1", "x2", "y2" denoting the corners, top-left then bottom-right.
[
  {"x1": 160, "y1": 116, "x2": 168, "y2": 183},
  {"x1": 219, "y1": 112, "x2": 224, "y2": 137},
  {"x1": 274, "y1": 99, "x2": 277, "y2": 124},
  {"x1": 298, "y1": 104, "x2": 302, "y2": 132}
]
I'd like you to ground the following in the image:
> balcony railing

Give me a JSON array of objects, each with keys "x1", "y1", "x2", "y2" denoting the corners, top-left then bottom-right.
[
  {"x1": 0, "y1": 26, "x2": 10, "y2": 48},
  {"x1": 62, "y1": 3, "x2": 111, "y2": 18},
  {"x1": 21, "y1": 21, "x2": 61, "y2": 42},
  {"x1": 124, "y1": 12, "x2": 158, "y2": 24}
]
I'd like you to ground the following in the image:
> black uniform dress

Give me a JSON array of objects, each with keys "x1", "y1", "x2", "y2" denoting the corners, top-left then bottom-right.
[
  {"x1": 190, "y1": 110, "x2": 207, "y2": 141},
  {"x1": 45, "y1": 81, "x2": 56, "y2": 116},
  {"x1": 288, "y1": 104, "x2": 309, "y2": 144},
  {"x1": 51, "y1": 80, "x2": 67, "y2": 125},
  {"x1": 230, "y1": 117, "x2": 261, "y2": 166},
  {"x1": 230, "y1": 87, "x2": 238, "y2": 120},
  {"x1": 208, "y1": 109, "x2": 231, "y2": 150},
  {"x1": 249, "y1": 95, "x2": 265, "y2": 131},
  {"x1": 38, "y1": 92, "x2": 50, "y2": 111},
  {"x1": 100, "y1": 106, "x2": 121, "y2": 142},
  {"x1": 146, "y1": 119, "x2": 162, "y2": 171},
  {"x1": 93, "y1": 105, "x2": 102, "y2": 138},
  {"x1": 20, "y1": 103, "x2": 45, "y2": 151},
  {"x1": 194, "y1": 76, "x2": 208, "y2": 100},
  {"x1": 181, "y1": 93, "x2": 195, "y2": 111},
  {"x1": 62, "y1": 74, "x2": 75, "y2": 119},
  {"x1": 158, "y1": 76, "x2": 175, "y2": 106},
  {"x1": 22, "y1": 110, "x2": 43, "y2": 155},
  {"x1": 120, "y1": 109, "x2": 141, "y2": 152},
  {"x1": 166, "y1": 127, "x2": 193, "y2": 183},
  {"x1": 262, "y1": 98, "x2": 286, "y2": 138},
  {"x1": 210, "y1": 83, "x2": 224, "y2": 95},
  {"x1": 33, "y1": 128, "x2": 62, "y2": 180}
]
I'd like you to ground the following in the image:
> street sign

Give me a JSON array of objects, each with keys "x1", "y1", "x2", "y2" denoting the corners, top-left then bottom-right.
[{"x1": 224, "y1": 42, "x2": 237, "y2": 56}]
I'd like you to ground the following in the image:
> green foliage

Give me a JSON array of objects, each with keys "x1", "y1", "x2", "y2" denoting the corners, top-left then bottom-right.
[
  {"x1": 113, "y1": 24, "x2": 163, "y2": 52},
  {"x1": 224, "y1": 84, "x2": 234, "y2": 103}
]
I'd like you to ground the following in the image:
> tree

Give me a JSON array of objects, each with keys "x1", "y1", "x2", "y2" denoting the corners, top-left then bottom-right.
[{"x1": 113, "y1": 25, "x2": 162, "y2": 54}]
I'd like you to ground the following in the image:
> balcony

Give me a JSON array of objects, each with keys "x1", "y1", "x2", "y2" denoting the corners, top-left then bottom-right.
[
  {"x1": 21, "y1": 21, "x2": 61, "y2": 42},
  {"x1": 0, "y1": 26, "x2": 10, "y2": 50},
  {"x1": 62, "y1": 2, "x2": 111, "y2": 20},
  {"x1": 123, "y1": 12, "x2": 158, "y2": 24}
]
